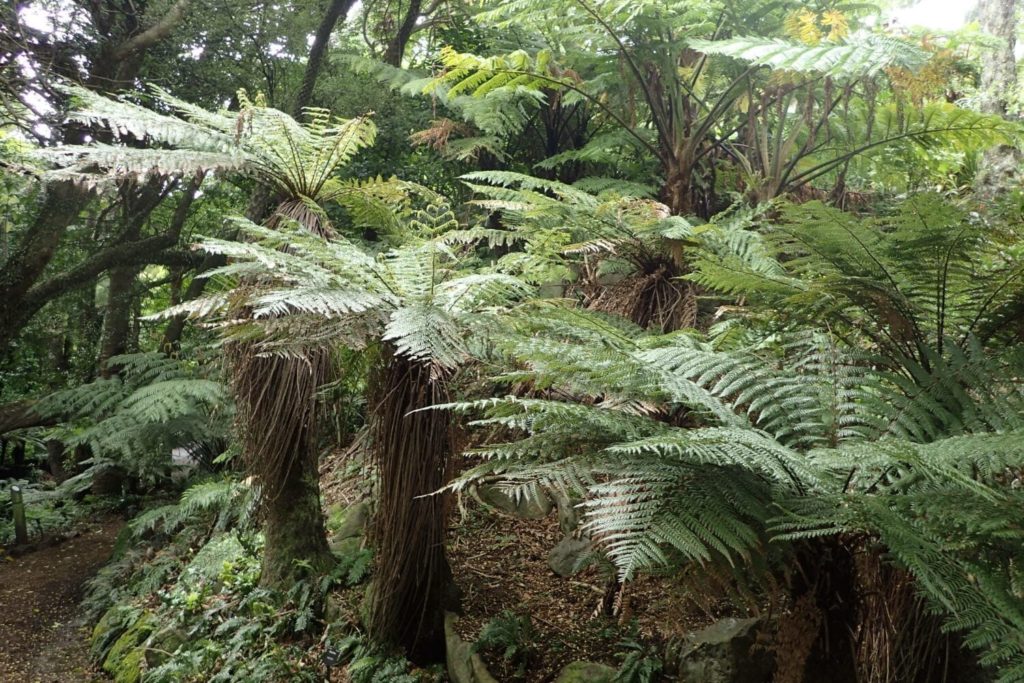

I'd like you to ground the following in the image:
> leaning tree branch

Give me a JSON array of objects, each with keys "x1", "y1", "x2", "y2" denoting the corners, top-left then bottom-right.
[
  {"x1": 25, "y1": 233, "x2": 179, "y2": 312},
  {"x1": 293, "y1": 0, "x2": 358, "y2": 116},
  {"x1": 112, "y1": 0, "x2": 191, "y2": 60},
  {"x1": 0, "y1": 399, "x2": 58, "y2": 436}
]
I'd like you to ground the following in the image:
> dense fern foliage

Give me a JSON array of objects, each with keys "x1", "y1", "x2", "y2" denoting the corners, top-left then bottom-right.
[
  {"x1": 161, "y1": 206, "x2": 531, "y2": 369},
  {"x1": 444, "y1": 187, "x2": 1024, "y2": 678},
  {"x1": 7, "y1": 2, "x2": 1024, "y2": 681},
  {"x1": 38, "y1": 353, "x2": 231, "y2": 484},
  {"x1": 692, "y1": 195, "x2": 1024, "y2": 361}
]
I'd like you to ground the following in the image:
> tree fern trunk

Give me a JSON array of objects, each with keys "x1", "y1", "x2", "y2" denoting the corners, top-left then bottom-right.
[
  {"x1": 229, "y1": 346, "x2": 334, "y2": 588},
  {"x1": 260, "y1": 428, "x2": 334, "y2": 586},
  {"x1": 367, "y1": 345, "x2": 454, "y2": 663},
  {"x1": 663, "y1": 161, "x2": 695, "y2": 217},
  {"x1": 851, "y1": 542, "x2": 948, "y2": 683}
]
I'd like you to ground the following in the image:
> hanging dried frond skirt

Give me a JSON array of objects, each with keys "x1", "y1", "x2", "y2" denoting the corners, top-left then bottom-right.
[{"x1": 367, "y1": 345, "x2": 454, "y2": 663}]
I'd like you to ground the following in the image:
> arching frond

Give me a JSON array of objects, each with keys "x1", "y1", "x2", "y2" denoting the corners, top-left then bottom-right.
[
  {"x1": 689, "y1": 34, "x2": 928, "y2": 78},
  {"x1": 39, "y1": 85, "x2": 377, "y2": 210},
  {"x1": 38, "y1": 353, "x2": 231, "y2": 481}
]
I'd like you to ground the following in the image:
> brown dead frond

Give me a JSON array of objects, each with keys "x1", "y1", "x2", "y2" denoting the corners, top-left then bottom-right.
[
  {"x1": 266, "y1": 197, "x2": 334, "y2": 238},
  {"x1": 227, "y1": 342, "x2": 330, "y2": 505},
  {"x1": 367, "y1": 346, "x2": 454, "y2": 662},
  {"x1": 410, "y1": 118, "x2": 474, "y2": 152}
]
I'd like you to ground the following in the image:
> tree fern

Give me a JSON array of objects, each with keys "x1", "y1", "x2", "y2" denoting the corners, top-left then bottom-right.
[
  {"x1": 40, "y1": 86, "x2": 377, "y2": 236},
  {"x1": 776, "y1": 432, "x2": 1024, "y2": 681},
  {"x1": 155, "y1": 198, "x2": 532, "y2": 381},
  {"x1": 129, "y1": 478, "x2": 250, "y2": 537},
  {"x1": 38, "y1": 353, "x2": 231, "y2": 483},
  {"x1": 448, "y1": 287, "x2": 1024, "y2": 678}
]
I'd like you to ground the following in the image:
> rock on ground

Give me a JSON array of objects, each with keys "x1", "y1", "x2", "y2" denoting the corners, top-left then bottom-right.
[
  {"x1": 669, "y1": 616, "x2": 773, "y2": 683},
  {"x1": 553, "y1": 660, "x2": 617, "y2": 682},
  {"x1": 445, "y1": 612, "x2": 499, "y2": 683},
  {"x1": 548, "y1": 535, "x2": 594, "y2": 577},
  {"x1": 477, "y1": 484, "x2": 553, "y2": 520}
]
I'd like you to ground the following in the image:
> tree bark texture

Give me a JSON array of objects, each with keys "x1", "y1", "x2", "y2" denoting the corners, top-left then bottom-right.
[
  {"x1": 367, "y1": 346, "x2": 453, "y2": 663},
  {"x1": 383, "y1": 0, "x2": 423, "y2": 66},
  {"x1": 978, "y1": 0, "x2": 1018, "y2": 116},
  {"x1": 293, "y1": 0, "x2": 357, "y2": 116},
  {"x1": 0, "y1": 182, "x2": 89, "y2": 354},
  {"x1": 976, "y1": 0, "x2": 1020, "y2": 196},
  {"x1": 228, "y1": 346, "x2": 334, "y2": 588}
]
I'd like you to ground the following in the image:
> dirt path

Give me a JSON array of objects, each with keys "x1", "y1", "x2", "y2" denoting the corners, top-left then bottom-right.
[{"x1": 0, "y1": 518, "x2": 123, "y2": 682}]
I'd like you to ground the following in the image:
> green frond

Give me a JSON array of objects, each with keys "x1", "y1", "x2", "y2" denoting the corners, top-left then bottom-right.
[
  {"x1": 606, "y1": 427, "x2": 811, "y2": 485},
  {"x1": 383, "y1": 304, "x2": 466, "y2": 370},
  {"x1": 178, "y1": 216, "x2": 529, "y2": 370},
  {"x1": 39, "y1": 353, "x2": 231, "y2": 480},
  {"x1": 38, "y1": 146, "x2": 251, "y2": 185},
  {"x1": 689, "y1": 34, "x2": 928, "y2": 78},
  {"x1": 42, "y1": 86, "x2": 378, "y2": 204},
  {"x1": 431, "y1": 47, "x2": 562, "y2": 99}
]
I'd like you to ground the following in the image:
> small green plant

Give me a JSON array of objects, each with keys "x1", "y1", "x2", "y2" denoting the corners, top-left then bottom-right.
[
  {"x1": 334, "y1": 543, "x2": 373, "y2": 587},
  {"x1": 614, "y1": 640, "x2": 664, "y2": 683},
  {"x1": 472, "y1": 610, "x2": 537, "y2": 680},
  {"x1": 331, "y1": 632, "x2": 425, "y2": 683}
]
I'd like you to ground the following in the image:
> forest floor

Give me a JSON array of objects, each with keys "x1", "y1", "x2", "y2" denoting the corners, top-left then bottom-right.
[
  {"x1": 444, "y1": 500, "x2": 716, "y2": 681},
  {"x1": 0, "y1": 517, "x2": 122, "y2": 682},
  {"x1": 321, "y1": 449, "x2": 722, "y2": 682}
]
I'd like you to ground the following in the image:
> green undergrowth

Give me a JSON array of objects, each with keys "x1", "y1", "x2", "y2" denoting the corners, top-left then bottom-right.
[
  {"x1": 84, "y1": 473, "x2": 435, "y2": 682},
  {"x1": 82, "y1": 473, "x2": 671, "y2": 682}
]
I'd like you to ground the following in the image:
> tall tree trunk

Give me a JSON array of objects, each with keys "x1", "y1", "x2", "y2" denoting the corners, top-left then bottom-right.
[
  {"x1": 260, "y1": 418, "x2": 334, "y2": 586},
  {"x1": 978, "y1": 0, "x2": 1017, "y2": 117},
  {"x1": 229, "y1": 345, "x2": 334, "y2": 587},
  {"x1": 383, "y1": 0, "x2": 423, "y2": 66},
  {"x1": 368, "y1": 346, "x2": 453, "y2": 663},
  {"x1": 97, "y1": 179, "x2": 166, "y2": 374},
  {"x1": 98, "y1": 265, "x2": 137, "y2": 376},
  {"x1": 46, "y1": 440, "x2": 68, "y2": 482},
  {"x1": 976, "y1": 0, "x2": 1020, "y2": 196},
  {"x1": 0, "y1": 182, "x2": 89, "y2": 355},
  {"x1": 293, "y1": 0, "x2": 357, "y2": 116}
]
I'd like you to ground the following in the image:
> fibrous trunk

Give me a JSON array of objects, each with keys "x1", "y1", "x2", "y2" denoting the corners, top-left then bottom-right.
[
  {"x1": 229, "y1": 345, "x2": 334, "y2": 587},
  {"x1": 791, "y1": 537, "x2": 949, "y2": 683},
  {"x1": 368, "y1": 345, "x2": 453, "y2": 663},
  {"x1": 851, "y1": 542, "x2": 948, "y2": 683}
]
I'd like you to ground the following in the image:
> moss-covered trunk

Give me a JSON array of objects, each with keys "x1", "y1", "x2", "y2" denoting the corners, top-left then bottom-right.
[
  {"x1": 367, "y1": 345, "x2": 453, "y2": 663},
  {"x1": 260, "y1": 428, "x2": 333, "y2": 586}
]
